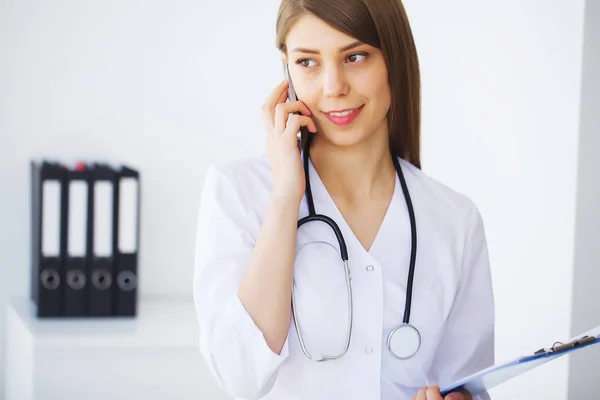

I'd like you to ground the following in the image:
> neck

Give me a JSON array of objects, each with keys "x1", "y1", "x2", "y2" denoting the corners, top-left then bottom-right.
[{"x1": 308, "y1": 129, "x2": 396, "y2": 205}]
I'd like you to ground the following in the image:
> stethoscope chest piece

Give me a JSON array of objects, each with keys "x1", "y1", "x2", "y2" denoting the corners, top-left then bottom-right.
[{"x1": 387, "y1": 323, "x2": 421, "y2": 360}]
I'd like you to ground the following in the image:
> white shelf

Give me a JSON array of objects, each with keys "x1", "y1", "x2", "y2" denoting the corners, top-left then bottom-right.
[
  {"x1": 3, "y1": 297, "x2": 230, "y2": 400},
  {"x1": 8, "y1": 296, "x2": 199, "y2": 348}
]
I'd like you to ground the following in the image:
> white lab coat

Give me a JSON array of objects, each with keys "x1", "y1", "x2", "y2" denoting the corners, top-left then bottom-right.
[{"x1": 193, "y1": 153, "x2": 494, "y2": 400}]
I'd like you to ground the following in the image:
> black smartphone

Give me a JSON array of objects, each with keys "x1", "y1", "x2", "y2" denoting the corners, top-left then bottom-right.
[{"x1": 284, "y1": 64, "x2": 310, "y2": 150}]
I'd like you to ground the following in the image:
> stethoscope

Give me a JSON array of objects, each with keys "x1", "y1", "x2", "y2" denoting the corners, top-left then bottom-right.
[{"x1": 291, "y1": 136, "x2": 421, "y2": 362}]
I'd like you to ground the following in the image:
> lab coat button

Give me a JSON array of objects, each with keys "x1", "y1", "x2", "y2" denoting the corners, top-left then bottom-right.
[
  {"x1": 366, "y1": 265, "x2": 374, "y2": 271},
  {"x1": 365, "y1": 346, "x2": 373, "y2": 354}
]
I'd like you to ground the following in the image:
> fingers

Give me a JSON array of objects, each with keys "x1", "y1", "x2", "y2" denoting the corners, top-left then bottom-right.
[
  {"x1": 444, "y1": 390, "x2": 468, "y2": 400},
  {"x1": 426, "y1": 386, "x2": 443, "y2": 400},
  {"x1": 261, "y1": 79, "x2": 289, "y2": 132},
  {"x1": 415, "y1": 387, "x2": 427, "y2": 400},
  {"x1": 274, "y1": 101, "x2": 314, "y2": 136},
  {"x1": 274, "y1": 87, "x2": 289, "y2": 115},
  {"x1": 261, "y1": 79, "x2": 316, "y2": 139},
  {"x1": 282, "y1": 114, "x2": 317, "y2": 141},
  {"x1": 262, "y1": 89, "x2": 288, "y2": 135},
  {"x1": 413, "y1": 386, "x2": 447, "y2": 400}
]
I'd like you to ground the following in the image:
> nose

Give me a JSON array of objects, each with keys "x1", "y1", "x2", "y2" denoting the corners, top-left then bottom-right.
[{"x1": 322, "y1": 66, "x2": 349, "y2": 98}]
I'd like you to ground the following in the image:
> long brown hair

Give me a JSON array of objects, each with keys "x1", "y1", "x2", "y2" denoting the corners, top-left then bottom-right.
[{"x1": 276, "y1": 0, "x2": 422, "y2": 169}]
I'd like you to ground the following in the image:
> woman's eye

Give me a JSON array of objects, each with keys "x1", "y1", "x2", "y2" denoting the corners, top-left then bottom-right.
[
  {"x1": 296, "y1": 53, "x2": 368, "y2": 68},
  {"x1": 297, "y1": 59, "x2": 317, "y2": 68},
  {"x1": 347, "y1": 52, "x2": 368, "y2": 63}
]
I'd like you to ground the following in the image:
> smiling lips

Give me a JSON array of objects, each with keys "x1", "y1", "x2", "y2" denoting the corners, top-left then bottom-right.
[{"x1": 323, "y1": 105, "x2": 364, "y2": 126}]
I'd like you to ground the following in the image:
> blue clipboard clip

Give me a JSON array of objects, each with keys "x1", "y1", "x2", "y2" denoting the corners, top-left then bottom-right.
[{"x1": 440, "y1": 332, "x2": 600, "y2": 397}]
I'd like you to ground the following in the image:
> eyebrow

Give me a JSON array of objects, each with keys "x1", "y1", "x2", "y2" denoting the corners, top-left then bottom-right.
[{"x1": 291, "y1": 40, "x2": 364, "y2": 54}]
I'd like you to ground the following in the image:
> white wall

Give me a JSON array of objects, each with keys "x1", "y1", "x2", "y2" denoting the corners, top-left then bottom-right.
[
  {"x1": 568, "y1": 0, "x2": 600, "y2": 398},
  {"x1": 405, "y1": 0, "x2": 585, "y2": 398},
  {"x1": 0, "y1": 0, "x2": 589, "y2": 399}
]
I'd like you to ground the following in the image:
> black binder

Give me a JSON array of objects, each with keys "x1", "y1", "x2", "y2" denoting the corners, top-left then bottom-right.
[
  {"x1": 63, "y1": 162, "x2": 90, "y2": 316},
  {"x1": 113, "y1": 166, "x2": 140, "y2": 316},
  {"x1": 31, "y1": 161, "x2": 66, "y2": 317},
  {"x1": 88, "y1": 163, "x2": 116, "y2": 316}
]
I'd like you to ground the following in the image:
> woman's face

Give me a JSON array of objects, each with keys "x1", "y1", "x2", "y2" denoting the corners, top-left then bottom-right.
[{"x1": 284, "y1": 14, "x2": 391, "y2": 148}]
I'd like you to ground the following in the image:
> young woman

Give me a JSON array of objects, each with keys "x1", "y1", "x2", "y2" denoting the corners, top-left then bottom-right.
[{"x1": 193, "y1": 1, "x2": 495, "y2": 399}]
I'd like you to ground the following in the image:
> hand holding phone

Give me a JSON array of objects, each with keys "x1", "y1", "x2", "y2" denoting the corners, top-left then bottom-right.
[
  {"x1": 284, "y1": 64, "x2": 312, "y2": 150},
  {"x1": 260, "y1": 65, "x2": 317, "y2": 204}
]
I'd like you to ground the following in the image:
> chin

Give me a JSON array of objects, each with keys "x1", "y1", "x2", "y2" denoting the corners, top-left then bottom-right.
[{"x1": 315, "y1": 129, "x2": 369, "y2": 149}]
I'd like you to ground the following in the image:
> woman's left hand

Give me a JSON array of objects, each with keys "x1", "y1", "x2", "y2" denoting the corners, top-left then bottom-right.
[{"x1": 411, "y1": 386, "x2": 472, "y2": 400}]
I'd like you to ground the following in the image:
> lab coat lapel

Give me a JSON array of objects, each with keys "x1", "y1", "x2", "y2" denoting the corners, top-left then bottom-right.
[{"x1": 367, "y1": 172, "x2": 403, "y2": 256}]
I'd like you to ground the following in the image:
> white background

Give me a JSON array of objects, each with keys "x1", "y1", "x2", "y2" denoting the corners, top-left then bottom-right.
[{"x1": 0, "y1": 0, "x2": 595, "y2": 399}]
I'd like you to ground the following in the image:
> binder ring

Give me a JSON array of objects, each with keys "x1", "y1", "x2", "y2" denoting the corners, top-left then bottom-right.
[
  {"x1": 117, "y1": 271, "x2": 137, "y2": 292},
  {"x1": 66, "y1": 269, "x2": 86, "y2": 290},
  {"x1": 91, "y1": 269, "x2": 112, "y2": 290},
  {"x1": 40, "y1": 268, "x2": 60, "y2": 290}
]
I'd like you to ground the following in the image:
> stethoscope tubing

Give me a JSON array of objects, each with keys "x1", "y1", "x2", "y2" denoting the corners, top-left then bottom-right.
[
  {"x1": 292, "y1": 135, "x2": 419, "y2": 360},
  {"x1": 302, "y1": 137, "x2": 417, "y2": 325}
]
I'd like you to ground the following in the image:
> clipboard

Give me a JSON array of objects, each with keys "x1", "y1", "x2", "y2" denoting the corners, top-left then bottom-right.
[{"x1": 440, "y1": 327, "x2": 600, "y2": 397}]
